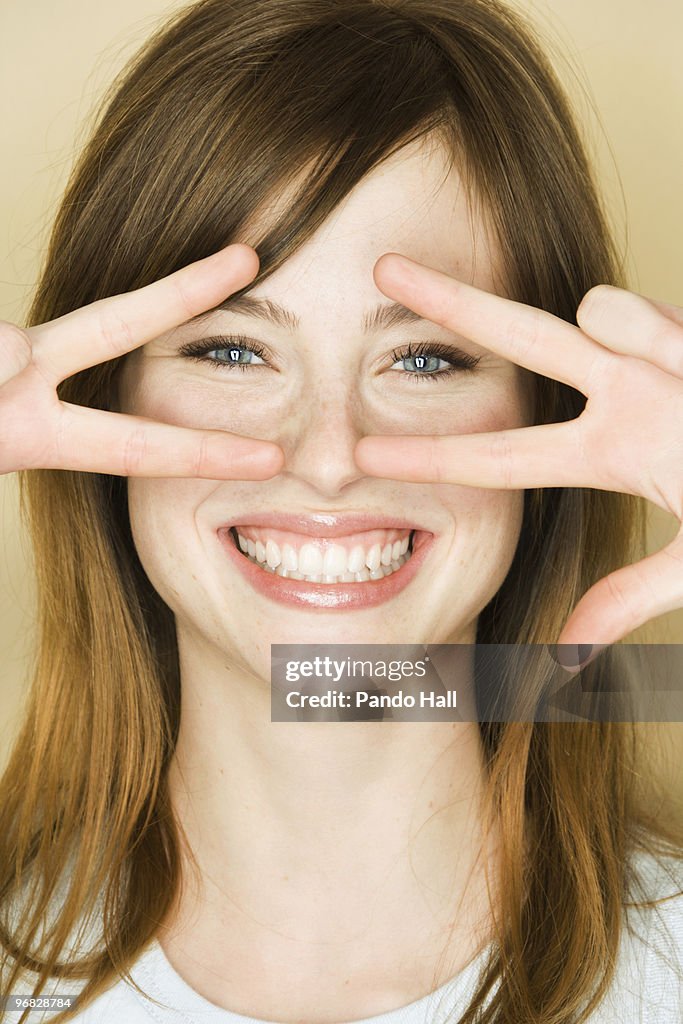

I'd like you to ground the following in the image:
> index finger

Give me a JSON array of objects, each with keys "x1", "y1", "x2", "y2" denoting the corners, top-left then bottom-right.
[
  {"x1": 373, "y1": 253, "x2": 610, "y2": 395},
  {"x1": 28, "y1": 244, "x2": 260, "y2": 386},
  {"x1": 45, "y1": 403, "x2": 285, "y2": 480},
  {"x1": 355, "y1": 420, "x2": 596, "y2": 490}
]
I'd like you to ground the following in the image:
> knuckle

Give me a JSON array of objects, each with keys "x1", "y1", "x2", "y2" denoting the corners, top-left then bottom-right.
[
  {"x1": 191, "y1": 433, "x2": 212, "y2": 476},
  {"x1": 490, "y1": 432, "x2": 514, "y2": 488},
  {"x1": 96, "y1": 304, "x2": 134, "y2": 357},
  {"x1": 662, "y1": 540, "x2": 683, "y2": 571},
  {"x1": 581, "y1": 347, "x2": 617, "y2": 397},
  {"x1": 171, "y1": 275, "x2": 199, "y2": 323},
  {"x1": 425, "y1": 435, "x2": 445, "y2": 484},
  {"x1": 11, "y1": 398, "x2": 63, "y2": 471},
  {"x1": 576, "y1": 284, "x2": 619, "y2": 328},
  {"x1": 603, "y1": 571, "x2": 637, "y2": 623},
  {"x1": 437, "y1": 281, "x2": 464, "y2": 328},
  {"x1": 570, "y1": 417, "x2": 592, "y2": 473},
  {"x1": 44, "y1": 406, "x2": 69, "y2": 470},
  {"x1": 0, "y1": 321, "x2": 33, "y2": 374},
  {"x1": 606, "y1": 565, "x2": 651, "y2": 626},
  {"x1": 502, "y1": 309, "x2": 541, "y2": 362},
  {"x1": 647, "y1": 318, "x2": 683, "y2": 363},
  {"x1": 122, "y1": 426, "x2": 149, "y2": 475}
]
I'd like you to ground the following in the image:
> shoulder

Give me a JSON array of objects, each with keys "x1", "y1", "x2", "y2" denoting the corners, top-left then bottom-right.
[
  {"x1": 596, "y1": 847, "x2": 683, "y2": 1024},
  {"x1": 630, "y1": 851, "x2": 683, "y2": 970},
  {"x1": 0, "y1": 979, "x2": 151, "y2": 1024},
  {"x1": 3, "y1": 951, "x2": 169, "y2": 1024},
  {"x1": 62, "y1": 978, "x2": 157, "y2": 1024},
  {"x1": 625, "y1": 846, "x2": 683, "y2": 947}
]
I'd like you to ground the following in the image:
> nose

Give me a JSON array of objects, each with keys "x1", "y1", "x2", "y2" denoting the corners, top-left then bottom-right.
[{"x1": 277, "y1": 382, "x2": 368, "y2": 496}]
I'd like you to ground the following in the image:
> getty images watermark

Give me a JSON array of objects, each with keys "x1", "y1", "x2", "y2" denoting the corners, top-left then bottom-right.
[{"x1": 270, "y1": 643, "x2": 683, "y2": 722}]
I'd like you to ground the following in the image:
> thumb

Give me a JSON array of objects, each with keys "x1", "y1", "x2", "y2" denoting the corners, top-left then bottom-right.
[{"x1": 556, "y1": 525, "x2": 683, "y2": 648}]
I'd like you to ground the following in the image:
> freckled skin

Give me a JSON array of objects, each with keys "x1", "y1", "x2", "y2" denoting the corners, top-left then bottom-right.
[{"x1": 118, "y1": 134, "x2": 533, "y2": 675}]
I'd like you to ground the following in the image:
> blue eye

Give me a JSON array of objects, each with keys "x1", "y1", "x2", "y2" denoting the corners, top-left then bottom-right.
[
  {"x1": 389, "y1": 341, "x2": 481, "y2": 381},
  {"x1": 178, "y1": 335, "x2": 268, "y2": 372},
  {"x1": 395, "y1": 353, "x2": 444, "y2": 372},
  {"x1": 178, "y1": 335, "x2": 481, "y2": 381},
  {"x1": 207, "y1": 346, "x2": 264, "y2": 366}
]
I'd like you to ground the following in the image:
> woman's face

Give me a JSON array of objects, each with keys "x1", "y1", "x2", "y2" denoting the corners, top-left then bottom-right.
[{"x1": 118, "y1": 137, "x2": 533, "y2": 681}]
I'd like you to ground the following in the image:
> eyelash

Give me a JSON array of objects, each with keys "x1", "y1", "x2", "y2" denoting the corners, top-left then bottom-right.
[
  {"x1": 389, "y1": 341, "x2": 481, "y2": 380},
  {"x1": 178, "y1": 335, "x2": 481, "y2": 382}
]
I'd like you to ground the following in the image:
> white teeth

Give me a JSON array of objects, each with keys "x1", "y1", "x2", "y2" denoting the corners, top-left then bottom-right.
[
  {"x1": 266, "y1": 539, "x2": 281, "y2": 568},
  {"x1": 298, "y1": 543, "x2": 323, "y2": 576},
  {"x1": 233, "y1": 530, "x2": 415, "y2": 583},
  {"x1": 281, "y1": 543, "x2": 298, "y2": 571},
  {"x1": 322, "y1": 544, "x2": 348, "y2": 576},
  {"x1": 347, "y1": 545, "x2": 366, "y2": 574},
  {"x1": 365, "y1": 544, "x2": 381, "y2": 572}
]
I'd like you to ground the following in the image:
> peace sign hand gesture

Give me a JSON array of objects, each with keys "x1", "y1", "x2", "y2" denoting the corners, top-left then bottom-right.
[
  {"x1": 355, "y1": 253, "x2": 683, "y2": 649},
  {"x1": 0, "y1": 244, "x2": 283, "y2": 480}
]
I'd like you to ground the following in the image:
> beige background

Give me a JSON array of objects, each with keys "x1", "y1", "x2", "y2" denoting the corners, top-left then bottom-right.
[{"x1": 0, "y1": 1, "x2": 681, "y2": 804}]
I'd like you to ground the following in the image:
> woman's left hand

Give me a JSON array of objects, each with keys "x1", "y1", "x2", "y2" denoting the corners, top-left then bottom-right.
[{"x1": 354, "y1": 253, "x2": 683, "y2": 648}]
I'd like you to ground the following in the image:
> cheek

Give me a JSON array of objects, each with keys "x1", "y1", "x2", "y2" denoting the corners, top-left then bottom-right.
[
  {"x1": 429, "y1": 378, "x2": 530, "y2": 591},
  {"x1": 125, "y1": 476, "x2": 213, "y2": 610},
  {"x1": 363, "y1": 365, "x2": 534, "y2": 444},
  {"x1": 119, "y1": 357, "x2": 284, "y2": 437},
  {"x1": 430, "y1": 371, "x2": 530, "y2": 523},
  {"x1": 425, "y1": 484, "x2": 524, "y2": 644},
  {"x1": 441, "y1": 484, "x2": 525, "y2": 565},
  {"x1": 120, "y1": 357, "x2": 535, "y2": 438}
]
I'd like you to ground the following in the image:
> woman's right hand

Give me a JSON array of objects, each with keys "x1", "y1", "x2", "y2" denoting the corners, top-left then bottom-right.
[{"x1": 0, "y1": 244, "x2": 284, "y2": 478}]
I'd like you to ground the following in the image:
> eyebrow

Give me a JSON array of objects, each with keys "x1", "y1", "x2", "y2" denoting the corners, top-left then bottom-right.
[{"x1": 188, "y1": 295, "x2": 426, "y2": 333}]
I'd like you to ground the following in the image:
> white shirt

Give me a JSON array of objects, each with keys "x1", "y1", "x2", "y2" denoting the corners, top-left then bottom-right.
[{"x1": 5, "y1": 849, "x2": 682, "y2": 1023}]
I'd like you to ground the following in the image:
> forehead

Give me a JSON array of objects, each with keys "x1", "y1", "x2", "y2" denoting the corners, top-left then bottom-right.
[{"x1": 239, "y1": 135, "x2": 504, "y2": 308}]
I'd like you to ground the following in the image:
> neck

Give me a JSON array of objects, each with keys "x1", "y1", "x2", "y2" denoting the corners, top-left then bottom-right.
[{"x1": 159, "y1": 628, "x2": 501, "y2": 1019}]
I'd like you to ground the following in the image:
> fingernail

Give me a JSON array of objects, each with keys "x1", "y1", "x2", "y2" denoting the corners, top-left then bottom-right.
[
  {"x1": 547, "y1": 644, "x2": 601, "y2": 670},
  {"x1": 548, "y1": 643, "x2": 593, "y2": 667}
]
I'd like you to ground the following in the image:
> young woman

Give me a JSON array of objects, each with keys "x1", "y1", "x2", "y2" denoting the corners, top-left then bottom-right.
[{"x1": 1, "y1": 1, "x2": 682, "y2": 1022}]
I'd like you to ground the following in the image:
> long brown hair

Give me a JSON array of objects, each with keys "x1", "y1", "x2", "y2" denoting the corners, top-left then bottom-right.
[{"x1": 1, "y1": 1, "x2": 681, "y2": 1021}]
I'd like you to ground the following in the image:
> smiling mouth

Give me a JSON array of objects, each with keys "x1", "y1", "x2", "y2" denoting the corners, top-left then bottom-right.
[{"x1": 228, "y1": 526, "x2": 417, "y2": 584}]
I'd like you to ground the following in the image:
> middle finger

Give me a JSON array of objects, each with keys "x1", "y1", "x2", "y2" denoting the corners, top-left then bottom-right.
[
  {"x1": 373, "y1": 253, "x2": 610, "y2": 395},
  {"x1": 28, "y1": 244, "x2": 259, "y2": 385}
]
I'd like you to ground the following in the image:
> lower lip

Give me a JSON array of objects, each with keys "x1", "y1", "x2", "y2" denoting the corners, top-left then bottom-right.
[{"x1": 216, "y1": 528, "x2": 435, "y2": 610}]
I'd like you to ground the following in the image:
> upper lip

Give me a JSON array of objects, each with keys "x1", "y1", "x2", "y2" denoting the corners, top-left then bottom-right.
[{"x1": 219, "y1": 512, "x2": 434, "y2": 538}]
